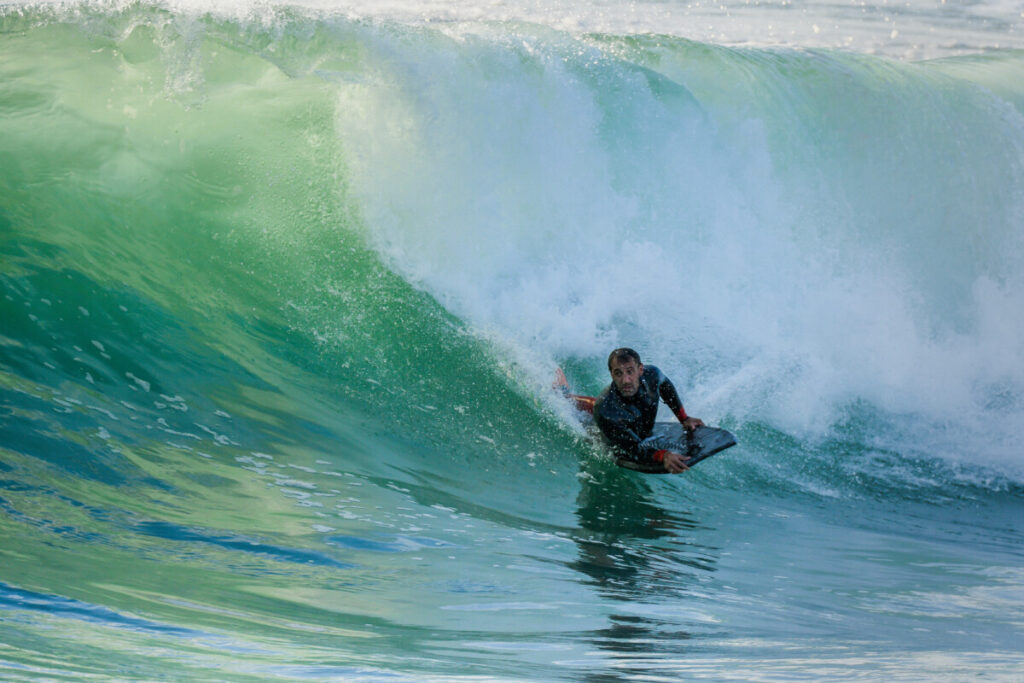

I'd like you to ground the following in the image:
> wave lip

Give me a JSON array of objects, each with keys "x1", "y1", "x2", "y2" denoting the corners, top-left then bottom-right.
[{"x1": 6, "y1": 0, "x2": 1024, "y2": 58}]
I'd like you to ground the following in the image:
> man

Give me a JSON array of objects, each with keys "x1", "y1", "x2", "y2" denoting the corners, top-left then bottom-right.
[{"x1": 594, "y1": 348, "x2": 704, "y2": 474}]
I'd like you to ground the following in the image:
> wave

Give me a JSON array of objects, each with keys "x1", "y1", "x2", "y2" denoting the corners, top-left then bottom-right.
[
  {"x1": 324, "y1": 17, "x2": 1024, "y2": 479},
  {"x1": 2, "y1": 3, "x2": 1023, "y2": 500}
]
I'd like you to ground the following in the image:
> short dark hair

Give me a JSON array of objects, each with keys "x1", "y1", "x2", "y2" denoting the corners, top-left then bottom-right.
[{"x1": 607, "y1": 347, "x2": 642, "y2": 372}]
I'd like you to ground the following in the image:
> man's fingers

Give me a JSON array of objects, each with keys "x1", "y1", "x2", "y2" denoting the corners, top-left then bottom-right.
[{"x1": 664, "y1": 453, "x2": 690, "y2": 473}]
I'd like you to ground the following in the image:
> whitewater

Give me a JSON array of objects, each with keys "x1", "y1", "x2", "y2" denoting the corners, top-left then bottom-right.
[{"x1": 2, "y1": 0, "x2": 1023, "y2": 680}]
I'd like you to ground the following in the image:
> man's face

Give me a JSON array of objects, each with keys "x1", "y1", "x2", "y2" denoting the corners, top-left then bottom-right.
[{"x1": 610, "y1": 358, "x2": 643, "y2": 398}]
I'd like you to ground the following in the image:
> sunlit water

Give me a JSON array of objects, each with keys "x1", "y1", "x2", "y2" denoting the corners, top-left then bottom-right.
[{"x1": 2, "y1": 1, "x2": 1023, "y2": 680}]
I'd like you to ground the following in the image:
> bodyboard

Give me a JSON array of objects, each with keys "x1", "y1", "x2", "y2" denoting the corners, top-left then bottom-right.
[{"x1": 614, "y1": 424, "x2": 737, "y2": 474}]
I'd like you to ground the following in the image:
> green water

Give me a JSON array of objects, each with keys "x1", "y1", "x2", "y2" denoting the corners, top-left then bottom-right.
[{"x1": 2, "y1": 5, "x2": 1023, "y2": 681}]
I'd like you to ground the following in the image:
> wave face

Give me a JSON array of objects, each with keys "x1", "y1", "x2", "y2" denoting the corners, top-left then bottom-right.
[{"x1": 2, "y1": 4, "x2": 1023, "y2": 681}]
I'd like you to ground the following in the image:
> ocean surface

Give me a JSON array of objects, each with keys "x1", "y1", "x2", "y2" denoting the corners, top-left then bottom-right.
[{"x1": 2, "y1": 1, "x2": 1023, "y2": 680}]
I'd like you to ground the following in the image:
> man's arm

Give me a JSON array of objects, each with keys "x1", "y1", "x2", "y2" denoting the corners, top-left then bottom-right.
[
  {"x1": 595, "y1": 410, "x2": 684, "y2": 470},
  {"x1": 654, "y1": 367, "x2": 704, "y2": 432},
  {"x1": 594, "y1": 412, "x2": 646, "y2": 458}
]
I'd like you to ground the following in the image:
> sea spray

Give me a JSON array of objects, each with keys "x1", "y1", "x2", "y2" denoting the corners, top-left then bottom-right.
[{"x1": 331, "y1": 25, "x2": 1024, "y2": 476}]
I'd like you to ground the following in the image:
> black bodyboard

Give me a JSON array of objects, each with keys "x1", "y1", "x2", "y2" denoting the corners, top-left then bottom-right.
[{"x1": 615, "y1": 424, "x2": 737, "y2": 474}]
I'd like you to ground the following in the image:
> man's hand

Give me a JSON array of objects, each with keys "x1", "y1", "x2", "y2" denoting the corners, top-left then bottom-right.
[
  {"x1": 662, "y1": 451, "x2": 690, "y2": 474},
  {"x1": 682, "y1": 417, "x2": 704, "y2": 432}
]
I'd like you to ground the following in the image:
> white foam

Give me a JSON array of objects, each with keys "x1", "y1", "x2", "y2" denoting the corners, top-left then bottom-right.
[{"x1": 332, "y1": 23, "x2": 1024, "y2": 475}]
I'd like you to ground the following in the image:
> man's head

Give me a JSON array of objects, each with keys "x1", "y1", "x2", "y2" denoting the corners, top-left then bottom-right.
[{"x1": 607, "y1": 347, "x2": 643, "y2": 398}]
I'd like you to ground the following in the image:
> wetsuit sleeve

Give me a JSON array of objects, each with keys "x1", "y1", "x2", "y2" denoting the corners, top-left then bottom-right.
[
  {"x1": 594, "y1": 407, "x2": 666, "y2": 465},
  {"x1": 652, "y1": 367, "x2": 688, "y2": 422}
]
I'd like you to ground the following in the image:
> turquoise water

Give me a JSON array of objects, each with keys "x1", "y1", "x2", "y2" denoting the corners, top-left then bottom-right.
[{"x1": 2, "y1": 2, "x2": 1023, "y2": 680}]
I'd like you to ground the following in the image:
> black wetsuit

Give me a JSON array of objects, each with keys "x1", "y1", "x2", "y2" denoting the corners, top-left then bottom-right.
[{"x1": 593, "y1": 365, "x2": 687, "y2": 468}]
